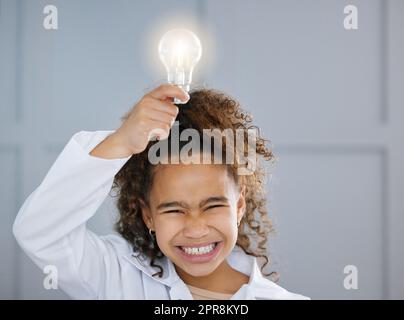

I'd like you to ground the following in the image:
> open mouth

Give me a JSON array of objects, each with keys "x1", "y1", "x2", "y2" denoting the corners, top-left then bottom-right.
[
  {"x1": 175, "y1": 241, "x2": 223, "y2": 263},
  {"x1": 178, "y1": 242, "x2": 218, "y2": 255}
]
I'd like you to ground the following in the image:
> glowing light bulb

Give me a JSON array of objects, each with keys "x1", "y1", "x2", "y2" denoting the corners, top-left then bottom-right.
[{"x1": 158, "y1": 29, "x2": 202, "y2": 103}]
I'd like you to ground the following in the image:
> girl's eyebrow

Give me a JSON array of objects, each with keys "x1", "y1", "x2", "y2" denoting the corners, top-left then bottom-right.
[{"x1": 156, "y1": 196, "x2": 229, "y2": 211}]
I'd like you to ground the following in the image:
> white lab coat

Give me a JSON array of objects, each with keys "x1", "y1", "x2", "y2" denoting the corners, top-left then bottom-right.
[{"x1": 13, "y1": 130, "x2": 309, "y2": 300}]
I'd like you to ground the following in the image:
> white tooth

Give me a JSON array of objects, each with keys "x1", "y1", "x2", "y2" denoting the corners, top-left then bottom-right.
[{"x1": 182, "y1": 243, "x2": 216, "y2": 255}]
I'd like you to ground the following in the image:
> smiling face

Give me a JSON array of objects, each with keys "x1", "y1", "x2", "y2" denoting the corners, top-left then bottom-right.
[{"x1": 141, "y1": 162, "x2": 246, "y2": 278}]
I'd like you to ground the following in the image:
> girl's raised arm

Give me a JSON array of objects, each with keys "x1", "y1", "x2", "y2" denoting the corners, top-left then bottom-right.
[{"x1": 13, "y1": 130, "x2": 132, "y2": 299}]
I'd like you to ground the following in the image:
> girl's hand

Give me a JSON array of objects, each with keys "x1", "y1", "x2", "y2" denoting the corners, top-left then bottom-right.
[
  {"x1": 89, "y1": 84, "x2": 189, "y2": 159},
  {"x1": 112, "y1": 84, "x2": 189, "y2": 156}
]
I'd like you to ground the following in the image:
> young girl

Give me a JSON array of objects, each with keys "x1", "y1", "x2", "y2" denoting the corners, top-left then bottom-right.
[{"x1": 13, "y1": 84, "x2": 309, "y2": 300}]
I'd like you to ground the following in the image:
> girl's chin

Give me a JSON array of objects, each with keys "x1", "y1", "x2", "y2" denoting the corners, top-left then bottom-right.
[{"x1": 176, "y1": 260, "x2": 223, "y2": 278}]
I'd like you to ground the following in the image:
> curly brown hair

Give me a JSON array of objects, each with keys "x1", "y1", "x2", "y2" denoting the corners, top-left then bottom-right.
[{"x1": 111, "y1": 88, "x2": 278, "y2": 280}]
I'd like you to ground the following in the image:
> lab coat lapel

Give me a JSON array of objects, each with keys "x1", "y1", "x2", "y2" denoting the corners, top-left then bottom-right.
[
  {"x1": 123, "y1": 252, "x2": 174, "y2": 286},
  {"x1": 227, "y1": 245, "x2": 284, "y2": 300},
  {"x1": 123, "y1": 251, "x2": 193, "y2": 300}
]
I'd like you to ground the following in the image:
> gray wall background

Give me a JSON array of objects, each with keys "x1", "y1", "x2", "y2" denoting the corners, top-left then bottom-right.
[{"x1": 1, "y1": 0, "x2": 403, "y2": 299}]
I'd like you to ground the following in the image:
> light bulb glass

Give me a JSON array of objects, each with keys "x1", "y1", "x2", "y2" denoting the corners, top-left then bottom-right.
[{"x1": 158, "y1": 29, "x2": 202, "y2": 94}]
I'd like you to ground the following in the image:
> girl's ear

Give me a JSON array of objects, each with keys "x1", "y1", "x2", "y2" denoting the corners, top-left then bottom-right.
[
  {"x1": 237, "y1": 185, "x2": 247, "y2": 221},
  {"x1": 139, "y1": 199, "x2": 154, "y2": 230}
]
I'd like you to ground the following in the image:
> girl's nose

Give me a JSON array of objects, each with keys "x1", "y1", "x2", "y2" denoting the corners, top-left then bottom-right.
[{"x1": 182, "y1": 217, "x2": 210, "y2": 239}]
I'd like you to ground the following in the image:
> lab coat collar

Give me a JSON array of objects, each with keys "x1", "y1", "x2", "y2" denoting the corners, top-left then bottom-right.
[{"x1": 123, "y1": 250, "x2": 180, "y2": 287}]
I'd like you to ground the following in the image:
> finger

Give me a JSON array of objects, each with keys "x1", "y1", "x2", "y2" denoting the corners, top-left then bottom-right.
[
  {"x1": 144, "y1": 119, "x2": 171, "y2": 132},
  {"x1": 149, "y1": 100, "x2": 179, "y2": 118},
  {"x1": 148, "y1": 84, "x2": 190, "y2": 103},
  {"x1": 147, "y1": 108, "x2": 177, "y2": 126}
]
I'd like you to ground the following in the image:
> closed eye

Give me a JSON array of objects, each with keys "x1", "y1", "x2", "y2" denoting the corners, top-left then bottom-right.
[
  {"x1": 163, "y1": 209, "x2": 183, "y2": 214},
  {"x1": 206, "y1": 205, "x2": 226, "y2": 210},
  {"x1": 162, "y1": 205, "x2": 227, "y2": 214}
]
